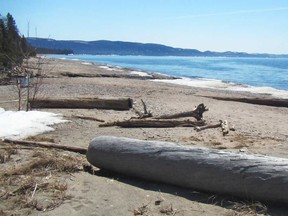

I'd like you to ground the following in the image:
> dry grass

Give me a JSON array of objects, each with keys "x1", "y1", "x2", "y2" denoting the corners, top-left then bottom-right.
[
  {"x1": 226, "y1": 201, "x2": 268, "y2": 216},
  {"x1": 189, "y1": 136, "x2": 203, "y2": 142},
  {"x1": 159, "y1": 204, "x2": 178, "y2": 215},
  {"x1": 25, "y1": 135, "x2": 56, "y2": 143},
  {"x1": 230, "y1": 134, "x2": 253, "y2": 149},
  {"x1": 0, "y1": 140, "x2": 18, "y2": 164},
  {"x1": 0, "y1": 144, "x2": 87, "y2": 215},
  {"x1": 131, "y1": 203, "x2": 150, "y2": 216}
]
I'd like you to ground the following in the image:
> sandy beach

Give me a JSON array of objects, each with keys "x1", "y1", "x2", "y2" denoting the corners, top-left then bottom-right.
[{"x1": 1, "y1": 58, "x2": 288, "y2": 215}]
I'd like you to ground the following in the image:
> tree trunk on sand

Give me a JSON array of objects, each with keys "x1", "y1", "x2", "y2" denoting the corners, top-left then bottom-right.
[
  {"x1": 99, "y1": 119, "x2": 205, "y2": 128},
  {"x1": 30, "y1": 97, "x2": 133, "y2": 111},
  {"x1": 202, "y1": 96, "x2": 288, "y2": 108},
  {"x1": 154, "y1": 103, "x2": 208, "y2": 121},
  {"x1": 87, "y1": 136, "x2": 288, "y2": 204}
]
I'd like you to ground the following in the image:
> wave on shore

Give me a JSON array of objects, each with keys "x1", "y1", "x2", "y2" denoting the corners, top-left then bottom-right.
[
  {"x1": 153, "y1": 77, "x2": 288, "y2": 99},
  {"x1": 48, "y1": 55, "x2": 288, "y2": 99}
]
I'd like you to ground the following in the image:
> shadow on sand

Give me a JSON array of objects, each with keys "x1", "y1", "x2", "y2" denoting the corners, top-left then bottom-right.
[{"x1": 83, "y1": 165, "x2": 288, "y2": 215}]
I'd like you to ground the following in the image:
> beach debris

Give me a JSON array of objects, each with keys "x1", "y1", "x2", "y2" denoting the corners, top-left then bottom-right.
[
  {"x1": 99, "y1": 119, "x2": 205, "y2": 128},
  {"x1": 132, "y1": 99, "x2": 153, "y2": 119},
  {"x1": 195, "y1": 120, "x2": 232, "y2": 136},
  {"x1": 201, "y1": 95, "x2": 288, "y2": 108},
  {"x1": 154, "y1": 103, "x2": 208, "y2": 121},
  {"x1": 130, "y1": 202, "x2": 150, "y2": 216},
  {"x1": 30, "y1": 97, "x2": 133, "y2": 111},
  {"x1": 72, "y1": 114, "x2": 105, "y2": 122},
  {"x1": 221, "y1": 120, "x2": 229, "y2": 136},
  {"x1": 3, "y1": 139, "x2": 87, "y2": 155},
  {"x1": 159, "y1": 204, "x2": 178, "y2": 215},
  {"x1": 87, "y1": 136, "x2": 288, "y2": 204},
  {"x1": 0, "y1": 144, "x2": 86, "y2": 214}
]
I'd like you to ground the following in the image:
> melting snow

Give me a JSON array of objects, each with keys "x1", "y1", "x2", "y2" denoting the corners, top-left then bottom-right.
[{"x1": 0, "y1": 108, "x2": 68, "y2": 139}]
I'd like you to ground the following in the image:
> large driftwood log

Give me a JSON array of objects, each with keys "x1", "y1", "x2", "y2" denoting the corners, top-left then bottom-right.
[
  {"x1": 99, "y1": 119, "x2": 205, "y2": 128},
  {"x1": 4, "y1": 139, "x2": 87, "y2": 154},
  {"x1": 87, "y1": 136, "x2": 288, "y2": 204},
  {"x1": 203, "y1": 96, "x2": 288, "y2": 108},
  {"x1": 155, "y1": 103, "x2": 208, "y2": 121},
  {"x1": 31, "y1": 97, "x2": 133, "y2": 110}
]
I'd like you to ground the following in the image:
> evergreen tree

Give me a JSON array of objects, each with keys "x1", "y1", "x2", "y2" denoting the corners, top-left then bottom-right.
[
  {"x1": 6, "y1": 13, "x2": 21, "y2": 66},
  {"x1": 0, "y1": 12, "x2": 34, "y2": 73},
  {"x1": 0, "y1": 14, "x2": 6, "y2": 68}
]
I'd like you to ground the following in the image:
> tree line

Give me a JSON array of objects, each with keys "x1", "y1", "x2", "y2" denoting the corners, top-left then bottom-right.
[
  {"x1": 0, "y1": 13, "x2": 34, "y2": 72},
  {"x1": 0, "y1": 12, "x2": 73, "y2": 77}
]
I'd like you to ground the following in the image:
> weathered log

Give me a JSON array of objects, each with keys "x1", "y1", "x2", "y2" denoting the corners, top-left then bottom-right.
[
  {"x1": 195, "y1": 122, "x2": 222, "y2": 132},
  {"x1": 155, "y1": 103, "x2": 208, "y2": 121},
  {"x1": 203, "y1": 96, "x2": 288, "y2": 108},
  {"x1": 30, "y1": 97, "x2": 133, "y2": 110},
  {"x1": 3, "y1": 139, "x2": 87, "y2": 154},
  {"x1": 99, "y1": 119, "x2": 205, "y2": 128},
  {"x1": 87, "y1": 136, "x2": 288, "y2": 204}
]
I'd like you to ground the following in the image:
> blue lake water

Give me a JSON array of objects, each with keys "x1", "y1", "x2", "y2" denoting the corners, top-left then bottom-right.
[{"x1": 48, "y1": 55, "x2": 288, "y2": 98}]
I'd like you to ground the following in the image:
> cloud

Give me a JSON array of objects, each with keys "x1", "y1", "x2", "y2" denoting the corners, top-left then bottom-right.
[{"x1": 169, "y1": 7, "x2": 288, "y2": 20}]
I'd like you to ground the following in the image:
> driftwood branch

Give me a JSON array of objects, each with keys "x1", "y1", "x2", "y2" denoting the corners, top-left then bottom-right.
[
  {"x1": 195, "y1": 120, "x2": 232, "y2": 136},
  {"x1": 3, "y1": 139, "x2": 87, "y2": 154},
  {"x1": 100, "y1": 119, "x2": 205, "y2": 128},
  {"x1": 72, "y1": 115, "x2": 105, "y2": 122},
  {"x1": 132, "y1": 99, "x2": 153, "y2": 119},
  {"x1": 31, "y1": 97, "x2": 133, "y2": 111},
  {"x1": 195, "y1": 122, "x2": 222, "y2": 132},
  {"x1": 155, "y1": 103, "x2": 208, "y2": 121}
]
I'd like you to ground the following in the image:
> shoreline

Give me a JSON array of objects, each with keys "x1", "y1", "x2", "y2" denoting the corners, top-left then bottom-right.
[
  {"x1": 46, "y1": 55, "x2": 288, "y2": 100},
  {"x1": 46, "y1": 56, "x2": 288, "y2": 107}
]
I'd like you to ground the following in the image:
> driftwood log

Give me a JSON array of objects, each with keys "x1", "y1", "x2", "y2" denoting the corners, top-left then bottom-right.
[
  {"x1": 31, "y1": 97, "x2": 133, "y2": 111},
  {"x1": 155, "y1": 103, "x2": 208, "y2": 121},
  {"x1": 87, "y1": 136, "x2": 288, "y2": 204},
  {"x1": 99, "y1": 119, "x2": 205, "y2": 128},
  {"x1": 3, "y1": 139, "x2": 87, "y2": 154},
  {"x1": 195, "y1": 120, "x2": 232, "y2": 136},
  {"x1": 202, "y1": 96, "x2": 288, "y2": 108}
]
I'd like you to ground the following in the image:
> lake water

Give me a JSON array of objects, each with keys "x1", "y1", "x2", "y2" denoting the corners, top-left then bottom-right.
[{"x1": 48, "y1": 55, "x2": 288, "y2": 98}]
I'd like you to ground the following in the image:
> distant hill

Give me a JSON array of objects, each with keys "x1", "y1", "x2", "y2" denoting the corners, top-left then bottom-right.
[{"x1": 27, "y1": 38, "x2": 287, "y2": 57}]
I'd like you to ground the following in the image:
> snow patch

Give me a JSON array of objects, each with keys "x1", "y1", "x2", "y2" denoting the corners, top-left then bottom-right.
[{"x1": 0, "y1": 108, "x2": 68, "y2": 139}]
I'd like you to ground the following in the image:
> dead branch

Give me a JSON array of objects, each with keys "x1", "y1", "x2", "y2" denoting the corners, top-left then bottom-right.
[
  {"x1": 195, "y1": 122, "x2": 222, "y2": 132},
  {"x1": 72, "y1": 115, "x2": 105, "y2": 122},
  {"x1": 195, "y1": 120, "x2": 232, "y2": 136},
  {"x1": 3, "y1": 139, "x2": 87, "y2": 154},
  {"x1": 132, "y1": 99, "x2": 153, "y2": 119},
  {"x1": 155, "y1": 103, "x2": 208, "y2": 121},
  {"x1": 99, "y1": 119, "x2": 205, "y2": 128}
]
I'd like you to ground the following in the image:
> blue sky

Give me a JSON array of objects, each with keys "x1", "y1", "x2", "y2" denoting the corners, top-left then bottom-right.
[{"x1": 1, "y1": 0, "x2": 288, "y2": 54}]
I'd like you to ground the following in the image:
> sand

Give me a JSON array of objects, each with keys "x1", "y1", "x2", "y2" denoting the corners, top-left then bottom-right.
[{"x1": 1, "y1": 58, "x2": 288, "y2": 215}]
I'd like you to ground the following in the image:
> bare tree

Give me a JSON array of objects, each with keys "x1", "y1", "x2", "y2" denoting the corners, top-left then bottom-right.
[{"x1": 11, "y1": 54, "x2": 46, "y2": 111}]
